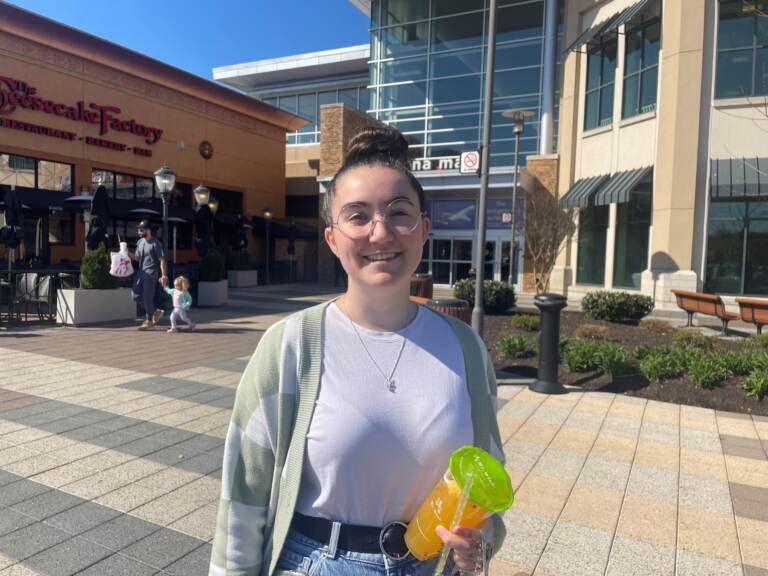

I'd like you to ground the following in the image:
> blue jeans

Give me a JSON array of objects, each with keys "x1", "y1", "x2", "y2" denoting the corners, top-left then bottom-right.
[{"x1": 276, "y1": 528, "x2": 449, "y2": 576}]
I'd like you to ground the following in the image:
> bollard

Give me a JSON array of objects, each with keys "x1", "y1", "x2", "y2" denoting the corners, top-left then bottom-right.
[{"x1": 529, "y1": 293, "x2": 568, "y2": 395}]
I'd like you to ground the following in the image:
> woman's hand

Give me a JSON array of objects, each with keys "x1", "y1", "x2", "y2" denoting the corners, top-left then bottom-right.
[{"x1": 435, "y1": 525, "x2": 483, "y2": 573}]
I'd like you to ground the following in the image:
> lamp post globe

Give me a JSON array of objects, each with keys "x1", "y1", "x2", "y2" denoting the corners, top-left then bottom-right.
[
  {"x1": 262, "y1": 206, "x2": 273, "y2": 284},
  {"x1": 193, "y1": 184, "x2": 210, "y2": 208},
  {"x1": 501, "y1": 109, "x2": 535, "y2": 286},
  {"x1": 154, "y1": 164, "x2": 176, "y2": 262},
  {"x1": 208, "y1": 197, "x2": 219, "y2": 215}
]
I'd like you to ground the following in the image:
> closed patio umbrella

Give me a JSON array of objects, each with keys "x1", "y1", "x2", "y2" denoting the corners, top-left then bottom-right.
[
  {"x1": 86, "y1": 185, "x2": 111, "y2": 250},
  {"x1": 0, "y1": 187, "x2": 23, "y2": 250}
]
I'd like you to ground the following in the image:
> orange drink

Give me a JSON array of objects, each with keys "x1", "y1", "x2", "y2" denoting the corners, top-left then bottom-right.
[{"x1": 404, "y1": 446, "x2": 514, "y2": 561}]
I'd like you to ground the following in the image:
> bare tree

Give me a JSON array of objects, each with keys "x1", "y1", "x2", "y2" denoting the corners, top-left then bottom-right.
[{"x1": 524, "y1": 184, "x2": 575, "y2": 293}]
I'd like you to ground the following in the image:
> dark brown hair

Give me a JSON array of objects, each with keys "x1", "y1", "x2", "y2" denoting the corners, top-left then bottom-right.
[{"x1": 321, "y1": 126, "x2": 425, "y2": 226}]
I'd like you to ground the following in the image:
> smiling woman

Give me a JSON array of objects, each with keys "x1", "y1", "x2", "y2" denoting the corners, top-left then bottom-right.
[{"x1": 210, "y1": 126, "x2": 507, "y2": 576}]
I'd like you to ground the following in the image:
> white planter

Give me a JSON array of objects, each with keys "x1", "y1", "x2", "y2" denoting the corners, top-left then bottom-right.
[
  {"x1": 56, "y1": 287, "x2": 135, "y2": 326},
  {"x1": 228, "y1": 270, "x2": 259, "y2": 288},
  {"x1": 198, "y1": 280, "x2": 228, "y2": 306}
]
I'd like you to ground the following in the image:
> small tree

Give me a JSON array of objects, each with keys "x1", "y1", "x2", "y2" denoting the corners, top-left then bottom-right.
[
  {"x1": 524, "y1": 184, "x2": 575, "y2": 293},
  {"x1": 80, "y1": 243, "x2": 118, "y2": 289}
]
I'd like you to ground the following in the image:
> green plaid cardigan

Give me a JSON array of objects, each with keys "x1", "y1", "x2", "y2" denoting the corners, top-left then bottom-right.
[{"x1": 209, "y1": 301, "x2": 506, "y2": 576}]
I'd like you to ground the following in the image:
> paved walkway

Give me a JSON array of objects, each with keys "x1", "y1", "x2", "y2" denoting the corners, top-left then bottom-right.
[{"x1": 0, "y1": 285, "x2": 765, "y2": 576}]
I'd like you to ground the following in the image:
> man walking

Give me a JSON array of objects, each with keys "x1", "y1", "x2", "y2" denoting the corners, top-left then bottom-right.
[{"x1": 131, "y1": 220, "x2": 168, "y2": 330}]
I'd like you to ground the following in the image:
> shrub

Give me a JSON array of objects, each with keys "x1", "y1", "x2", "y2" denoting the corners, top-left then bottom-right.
[
  {"x1": 574, "y1": 323, "x2": 610, "y2": 340},
  {"x1": 596, "y1": 342, "x2": 633, "y2": 377},
  {"x1": 634, "y1": 346, "x2": 655, "y2": 361},
  {"x1": 688, "y1": 356, "x2": 727, "y2": 389},
  {"x1": 743, "y1": 370, "x2": 768, "y2": 401},
  {"x1": 640, "y1": 318, "x2": 672, "y2": 334},
  {"x1": 740, "y1": 349, "x2": 768, "y2": 373},
  {"x1": 199, "y1": 246, "x2": 226, "y2": 282},
  {"x1": 227, "y1": 250, "x2": 252, "y2": 271},
  {"x1": 559, "y1": 335, "x2": 571, "y2": 356},
  {"x1": 563, "y1": 339, "x2": 602, "y2": 372},
  {"x1": 511, "y1": 314, "x2": 539, "y2": 331},
  {"x1": 639, "y1": 348, "x2": 685, "y2": 382},
  {"x1": 80, "y1": 243, "x2": 118, "y2": 290},
  {"x1": 671, "y1": 345, "x2": 705, "y2": 372},
  {"x1": 709, "y1": 350, "x2": 750, "y2": 377},
  {"x1": 672, "y1": 331, "x2": 715, "y2": 352},
  {"x1": 498, "y1": 335, "x2": 533, "y2": 359},
  {"x1": 453, "y1": 279, "x2": 516, "y2": 314},
  {"x1": 745, "y1": 333, "x2": 768, "y2": 350},
  {"x1": 581, "y1": 291, "x2": 654, "y2": 323}
]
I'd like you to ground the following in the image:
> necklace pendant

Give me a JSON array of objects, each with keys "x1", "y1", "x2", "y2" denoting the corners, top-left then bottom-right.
[{"x1": 386, "y1": 379, "x2": 396, "y2": 393}]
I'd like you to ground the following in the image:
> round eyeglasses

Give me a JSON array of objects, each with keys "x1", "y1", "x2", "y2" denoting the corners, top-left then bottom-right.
[{"x1": 332, "y1": 200, "x2": 424, "y2": 240}]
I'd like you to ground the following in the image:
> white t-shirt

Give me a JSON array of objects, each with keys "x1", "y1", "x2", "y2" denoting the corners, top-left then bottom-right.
[{"x1": 295, "y1": 302, "x2": 473, "y2": 527}]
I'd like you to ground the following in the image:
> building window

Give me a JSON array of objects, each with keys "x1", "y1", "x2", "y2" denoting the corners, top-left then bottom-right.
[
  {"x1": 0, "y1": 154, "x2": 72, "y2": 192},
  {"x1": 48, "y1": 212, "x2": 75, "y2": 245},
  {"x1": 584, "y1": 40, "x2": 617, "y2": 130},
  {"x1": 622, "y1": 18, "x2": 660, "y2": 118},
  {"x1": 705, "y1": 200, "x2": 768, "y2": 294},
  {"x1": 37, "y1": 160, "x2": 73, "y2": 192},
  {"x1": 613, "y1": 190, "x2": 652, "y2": 289},
  {"x1": 576, "y1": 205, "x2": 609, "y2": 285},
  {"x1": 716, "y1": 0, "x2": 768, "y2": 99}
]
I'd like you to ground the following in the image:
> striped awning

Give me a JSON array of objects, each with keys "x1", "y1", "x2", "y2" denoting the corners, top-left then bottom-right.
[
  {"x1": 711, "y1": 158, "x2": 768, "y2": 199},
  {"x1": 594, "y1": 166, "x2": 653, "y2": 206},
  {"x1": 559, "y1": 174, "x2": 610, "y2": 208},
  {"x1": 566, "y1": 0, "x2": 652, "y2": 53}
]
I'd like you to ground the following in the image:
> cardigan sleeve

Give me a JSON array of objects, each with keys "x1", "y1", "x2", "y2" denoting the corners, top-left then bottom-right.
[{"x1": 209, "y1": 320, "x2": 287, "y2": 576}]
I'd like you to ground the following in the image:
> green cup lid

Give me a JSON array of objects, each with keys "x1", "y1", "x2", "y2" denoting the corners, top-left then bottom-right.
[{"x1": 449, "y1": 446, "x2": 514, "y2": 513}]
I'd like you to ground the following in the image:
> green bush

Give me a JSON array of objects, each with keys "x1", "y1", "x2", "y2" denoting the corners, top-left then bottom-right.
[
  {"x1": 639, "y1": 348, "x2": 685, "y2": 383},
  {"x1": 709, "y1": 350, "x2": 751, "y2": 377},
  {"x1": 581, "y1": 291, "x2": 654, "y2": 323},
  {"x1": 199, "y1": 246, "x2": 226, "y2": 282},
  {"x1": 596, "y1": 343, "x2": 633, "y2": 377},
  {"x1": 743, "y1": 370, "x2": 768, "y2": 401},
  {"x1": 745, "y1": 333, "x2": 768, "y2": 350},
  {"x1": 563, "y1": 339, "x2": 602, "y2": 373},
  {"x1": 573, "y1": 323, "x2": 609, "y2": 340},
  {"x1": 740, "y1": 349, "x2": 768, "y2": 373},
  {"x1": 670, "y1": 345, "x2": 704, "y2": 372},
  {"x1": 80, "y1": 243, "x2": 118, "y2": 290},
  {"x1": 511, "y1": 314, "x2": 539, "y2": 331},
  {"x1": 688, "y1": 356, "x2": 728, "y2": 389},
  {"x1": 498, "y1": 335, "x2": 533, "y2": 359},
  {"x1": 634, "y1": 346, "x2": 655, "y2": 361},
  {"x1": 559, "y1": 335, "x2": 571, "y2": 356},
  {"x1": 672, "y1": 331, "x2": 715, "y2": 352},
  {"x1": 453, "y1": 279, "x2": 516, "y2": 314},
  {"x1": 227, "y1": 250, "x2": 252, "y2": 271}
]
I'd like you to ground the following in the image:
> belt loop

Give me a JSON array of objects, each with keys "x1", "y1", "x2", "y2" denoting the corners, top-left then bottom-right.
[{"x1": 327, "y1": 521, "x2": 341, "y2": 558}]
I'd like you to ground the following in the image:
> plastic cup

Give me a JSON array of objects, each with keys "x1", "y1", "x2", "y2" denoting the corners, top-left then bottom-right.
[{"x1": 404, "y1": 446, "x2": 514, "y2": 561}]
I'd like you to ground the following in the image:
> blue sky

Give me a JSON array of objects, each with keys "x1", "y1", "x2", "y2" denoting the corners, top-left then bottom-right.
[{"x1": 7, "y1": 0, "x2": 370, "y2": 84}]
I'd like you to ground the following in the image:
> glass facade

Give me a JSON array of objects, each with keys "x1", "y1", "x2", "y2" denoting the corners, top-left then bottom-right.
[
  {"x1": 576, "y1": 205, "x2": 609, "y2": 285},
  {"x1": 369, "y1": 0, "x2": 562, "y2": 168},
  {"x1": 264, "y1": 87, "x2": 370, "y2": 144},
  {"x1": 705, "y1": 200, "x2": 768, "y2": 295},
  {"x1": 716, "y1": 0, "x2": 768, "y2": 99},
  {"x1": 622, "y1": 18, "x2": 660, "y2": 118},
  {"x1": 584, "y1": 39, "x2": 617, "y2": 130},
  {"x1": 613, "y1": 190, "x2": 652, "y2": 289}
]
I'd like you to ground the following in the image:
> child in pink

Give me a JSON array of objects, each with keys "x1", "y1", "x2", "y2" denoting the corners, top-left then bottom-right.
[{"x1": 164, "y1": 276, "x2": 195, "y2": 332}]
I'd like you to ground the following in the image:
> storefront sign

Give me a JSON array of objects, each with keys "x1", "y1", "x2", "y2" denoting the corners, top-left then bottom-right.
[
  {"x1": 410, "y1": 156, "x2": 461, "y2": 172},
  {"x1": 0, "y1": 75, "x2": 164, "y2": 146}
]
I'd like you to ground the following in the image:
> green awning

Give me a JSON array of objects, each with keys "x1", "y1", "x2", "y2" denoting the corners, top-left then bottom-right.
[
  {"x1": 559, "y1": 174, "x2": 610, "y2": 208},
  {"x1": 711, "y1": 158, "x2": 768, "y2": 199},
  {"x1": 565, "y1": 0, "x2": 651, "y2": 53},
  {"x1": 593, "y1": 166, "x2": 652, "y2": 206}
]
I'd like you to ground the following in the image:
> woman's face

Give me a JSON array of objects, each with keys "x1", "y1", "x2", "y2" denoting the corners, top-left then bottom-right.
[{"x1": 324, "y1": 164, "x2": 430, "y2": 291}]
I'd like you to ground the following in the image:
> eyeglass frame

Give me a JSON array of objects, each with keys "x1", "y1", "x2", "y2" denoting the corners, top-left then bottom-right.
[{"x1": 329, "y1": 198, "x2": 426, "y2": 239}]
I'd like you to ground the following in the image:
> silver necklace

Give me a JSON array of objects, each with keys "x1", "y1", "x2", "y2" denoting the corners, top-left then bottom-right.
[{"x1": 345, "y1": 312, "x2": 407, "y2": 393}]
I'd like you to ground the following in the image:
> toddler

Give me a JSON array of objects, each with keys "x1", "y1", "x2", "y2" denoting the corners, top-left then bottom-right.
[{"x1": 164, "y1": 276, "x2": 195, "y2": 332}]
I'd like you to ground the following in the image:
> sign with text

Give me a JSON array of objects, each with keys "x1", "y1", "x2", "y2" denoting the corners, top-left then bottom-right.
[{"x1": 410, "y1": 156, "x2": 460, "y2": 172}]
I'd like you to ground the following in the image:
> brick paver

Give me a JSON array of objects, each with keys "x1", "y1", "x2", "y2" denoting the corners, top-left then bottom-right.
[{"x1": 1, "y1": 284, "x2": 766, "y2": 575}]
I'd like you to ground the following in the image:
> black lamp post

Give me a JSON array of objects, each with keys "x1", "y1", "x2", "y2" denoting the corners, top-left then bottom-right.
[
  {"x1": 262, "y1": 206, "x2": 273, "y2": 284},
  {"x1": 154, "y1": 164, "x2": 176, "y2": 262},
  {"x1": 501, "y1": 109, "x2": 535, "y2": 286}
]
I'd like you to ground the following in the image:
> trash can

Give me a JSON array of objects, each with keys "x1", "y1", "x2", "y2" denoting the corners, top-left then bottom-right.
[
  {"x1": 410, "y1": 273, "x2": 434, "y2": 299},
  {"x1": 427, "y1": 297, "x2": 471, "y2": 324}
]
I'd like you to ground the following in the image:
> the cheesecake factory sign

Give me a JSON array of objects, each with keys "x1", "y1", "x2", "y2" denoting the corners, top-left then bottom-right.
[{"x1": 0, "y1": 75, "x2": 163, "y2": 157}]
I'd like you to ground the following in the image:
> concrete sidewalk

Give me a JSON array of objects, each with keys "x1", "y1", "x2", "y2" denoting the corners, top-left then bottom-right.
[{"x1": 0, "y1": 284, "x2": 765, "y2": 575}]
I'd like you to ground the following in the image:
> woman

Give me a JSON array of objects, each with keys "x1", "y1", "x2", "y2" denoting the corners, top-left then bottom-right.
[{"x1": 210, "y1": 127, "x2": 506, "y2": 576}]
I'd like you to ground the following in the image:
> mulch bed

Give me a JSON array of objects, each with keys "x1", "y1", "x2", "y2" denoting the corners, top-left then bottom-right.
[{"x1": 483, "y1": 310, "x2": 768, "y2": 417}]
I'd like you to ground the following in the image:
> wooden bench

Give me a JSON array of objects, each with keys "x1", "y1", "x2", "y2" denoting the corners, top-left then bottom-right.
[
  {"x1": 410, "y1": 295, "x2": 471, "y2": 325},
  {"x1": 736, "y1": 297, "x2": 768, "y2": 335},
  {"x1": 671, "y1": 289, "x2": 739, "y2": 335}
]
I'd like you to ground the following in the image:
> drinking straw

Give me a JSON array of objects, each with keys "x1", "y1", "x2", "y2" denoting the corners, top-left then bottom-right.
[{"x1": 433, "y1": 472, "x2": 474, "y2": 576}]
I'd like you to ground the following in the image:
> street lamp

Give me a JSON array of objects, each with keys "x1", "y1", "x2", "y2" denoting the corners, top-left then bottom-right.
[
  {"x1": 208, "y1": 197, "x2": 219, "y2": 215},
  {"x1": 262, "y1": 206, "x2": 273, "y2": 284},
  {"x1": 193, "y1": 184, "x2": 210, "y2": 207},
  {"x1": 502, "y1": 109, "x2": 535, "y2": 286},
  {"x1": 154, "y1": 164, "x2": 176, "y2": 263}
]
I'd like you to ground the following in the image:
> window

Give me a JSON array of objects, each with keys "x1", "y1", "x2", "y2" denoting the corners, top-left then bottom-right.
[
  {"x1": 38, "y1": 160, "x2": 72, "y2": 192},
  {"x1": 1, "y1": 154, "x2": 35, "y2": 188},
  {"x1": 48, "y1": 212, "x2": 75, "y2": 245},
  {"x1": 431, "y1": 12, "x2": 485, "y2": 52},
  {"x1": 576, "y1": 205, "x2": 609, "y2": 284},
  {"x1": 135, "y1": 177, "x2": 154, "y2": 201},
  {"x1": 613, "y1": 190, "x2": 652, "y2": 288},
  {"x1": 382, "y1": 56, "x2": 428, "y2": 83},
  {"x1": 622, "y1": 18, "x2": 660, "y2": 118},
  {"x1": 584, "y1": 40, "x2": 617, "y2": 130},
  {"x1": 431, "y1": 75, "x2": 481, "y2": 104},
  {"x1": 298, "y1": 93, "x2": 317, "y2": 133},
  {"x1": 383, "y1": 0, "x2": 428, "y2": 25},
  {"x1": 705, "y1": 200, "x2": 768, "y2": 294},
  {"x1": 496, "y1": 1, "x2": 544, "y2": 43},
  {"x1": 338, "y1": 88, "x2": 359, "y2": 110},
  {"x1": 382, "y1": 23, "x2": 429, "y2": 57},
  {"x1": 0, "y1": 154, "x2": 72, "y2": 191},
  {"x1": 431, "y1": 49, "x2": 482, "y2": 78},
  {"x1": 115, "y1": 174, "x2": 135, "y2": 200},
  {"x1": 8, "y1": 155, "x2": 35, "y2": 171},
  {"x1": 716, "y1": 0, "x2": 768, "y2": 98}
]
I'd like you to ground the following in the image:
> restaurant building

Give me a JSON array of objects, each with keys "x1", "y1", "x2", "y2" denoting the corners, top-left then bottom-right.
[
  {"x1": 555, "y1": 0, "x2": 768, "y2": 308},
  {"x1": 0, "y1": 2, "x2": 303, "y2": 270}
]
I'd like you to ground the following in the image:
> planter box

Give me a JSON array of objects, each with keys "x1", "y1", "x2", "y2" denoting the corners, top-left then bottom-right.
[
  {"x1": 228, "y1": 270, "x2": 258, "y2": 288},
  {"x1": 56, "y1": 287, "x2": 135, "y2": 326},
  {"x1": 198, "y1": 280, "x2": 228, "y2": 307}
]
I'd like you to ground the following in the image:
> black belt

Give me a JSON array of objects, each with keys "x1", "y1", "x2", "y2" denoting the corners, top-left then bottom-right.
[{"x1": 291, "y1": 513, "x2": 410, "y2": 560}]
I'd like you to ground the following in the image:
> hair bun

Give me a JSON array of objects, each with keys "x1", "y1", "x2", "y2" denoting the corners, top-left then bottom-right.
[{"x1": 344, "y1": 126, "x2": 410, "y2": 166}]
